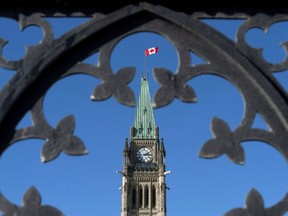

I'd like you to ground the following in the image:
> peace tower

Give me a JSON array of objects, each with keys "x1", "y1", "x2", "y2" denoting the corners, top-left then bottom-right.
[{"x1": 120, "y1": 76, "x2": 167, "y2": 216}]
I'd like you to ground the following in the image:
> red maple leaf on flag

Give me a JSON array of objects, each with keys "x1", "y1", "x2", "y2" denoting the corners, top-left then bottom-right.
[{"x1": 145, "y1": 47, "x2": 159, "y2": 56}]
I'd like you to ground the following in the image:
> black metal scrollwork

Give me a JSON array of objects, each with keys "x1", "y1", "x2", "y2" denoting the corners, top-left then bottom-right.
[
  {"x1": 153, "y1": 68, "x2": 197, "y2": 107},
  {"x1": 0, "y1": 13, "x2": 53, "y2": 71},
  {"x1": 10, "y1": 97, "x2": 88, "y2": 163},
  {"x1": 0, "y1": 2, "x2": 287, "y2": 215}
]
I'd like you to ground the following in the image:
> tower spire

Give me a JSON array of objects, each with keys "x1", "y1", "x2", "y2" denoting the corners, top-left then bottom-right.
[
  {"x1": 121, "y1": 48, "x2": 167, "y2": 216},
  {"x1": 132, "y1": 76, "x2": 156, "y2": 139}
]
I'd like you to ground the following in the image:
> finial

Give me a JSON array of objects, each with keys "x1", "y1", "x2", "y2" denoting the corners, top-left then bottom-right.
[
  {"x1": 142, "y1": 70, "x2": 148, "y2": 81},
  {"x1": 123, "y1": 138, "x2": 129, "y2": 152}
]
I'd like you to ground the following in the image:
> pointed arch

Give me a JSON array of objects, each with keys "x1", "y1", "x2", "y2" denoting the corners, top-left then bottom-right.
[
  {"x1": 144, "y1": 185, "x2": 149, "y2": 208},
  {"x1": 132, "y1": 186, "x2": 136, "y2": 209},
  {"x1": 152, "y1": 185, "x2": 156, "y2": 208},
  {"x1": 139, "y1": 185, "x2": 143, "y2": 208}
]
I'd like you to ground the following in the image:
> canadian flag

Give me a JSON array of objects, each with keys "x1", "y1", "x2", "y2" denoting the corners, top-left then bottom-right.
[{"x1": 145, "y1": 47, "x2": 159, "y2": 56}]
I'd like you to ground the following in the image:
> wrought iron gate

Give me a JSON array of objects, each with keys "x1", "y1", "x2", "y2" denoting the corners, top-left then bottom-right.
[{"x1": 0, "y1": 1, "x2": 288, "y2": 215}]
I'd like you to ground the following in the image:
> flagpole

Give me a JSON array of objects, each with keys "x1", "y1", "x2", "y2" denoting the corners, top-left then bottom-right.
[
  {"x1": 144, "y1": 47, "x2": 159, "y2": 79},
  {"x1": 144, "y1": 51, "x2": 147, "y2": 79}
]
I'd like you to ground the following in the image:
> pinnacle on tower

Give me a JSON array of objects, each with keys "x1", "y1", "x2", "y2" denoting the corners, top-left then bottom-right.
[{"x1": 123, "y1": 138, "x2": 129, "y2": 153}]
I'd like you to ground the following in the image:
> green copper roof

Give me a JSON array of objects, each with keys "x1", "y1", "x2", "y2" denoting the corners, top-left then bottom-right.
[{"x1": 133, "y1": 77, "x2": 156, "y2": 139}]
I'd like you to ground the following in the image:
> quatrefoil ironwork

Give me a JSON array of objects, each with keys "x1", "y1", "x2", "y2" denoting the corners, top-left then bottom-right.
[{"x1": 0, "y1": 1, "x2": 288, "y2": 215}]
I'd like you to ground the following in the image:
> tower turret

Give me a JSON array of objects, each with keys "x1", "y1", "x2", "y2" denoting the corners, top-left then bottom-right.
[
  {"x1": 159, "y1": 138, "x2": 166, "y2": 165},
  {"x1": 123, "y1": 138, "x2": 130, "y2": 167}
]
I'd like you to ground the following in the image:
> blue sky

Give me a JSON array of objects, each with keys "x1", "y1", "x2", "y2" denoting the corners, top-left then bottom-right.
[{"x1": 0, "y1": 17, "x2": 288, "y2": 216}]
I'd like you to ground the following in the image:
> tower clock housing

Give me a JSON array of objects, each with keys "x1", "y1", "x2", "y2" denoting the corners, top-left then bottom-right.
[{"x1": 120, "y1": 77, "x2": 167, "y2": 216}]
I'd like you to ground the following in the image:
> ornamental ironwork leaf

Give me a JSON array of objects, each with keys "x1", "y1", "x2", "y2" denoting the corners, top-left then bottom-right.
[
  {"x1": 23, "y1": 187, "x2": 41, "y2": 207},
  {"x1": 153, "y1": 84, "x2": 175, "y2": 108},
  {"x1": 225, "y1": 189, "x2": 288, "y2": 216},
  {"x1": 153, "y1": 68, "x2": 196, "y2": 108},
  {"x1": 198, "y1": 139, "x2": 225, "y2": 159},
  {"x1": 199, "y1": 117, "x2": 245, "y2": 165},
  {"x1": 0, "y1": 187, "x2": 63, "y2": 216},
  {"x1": 114, "y1": 85, "x2": 135, "y2": 107},
  {"x1": 0, "y1": 192, "x2": 17, "y2": 215},
  {"x1": 246, "y1": 189, "x2": 265, "y2": 215},
  {"x1": 10, "y1": 98, "x2": 88, "y2": 163},
  {"x1": 92, "y1": 80, "x2": 114, "y2": 101},
  {"x1": 91, "y1": 67, "x2": 135, "y2": 106},
  {"x1": 62, "y1": 136, "x2": 87, "y2": 156},
  {"x1": 41, "y1": 115, "x2": 88, "y2": 163},
  {"x1": 177, "y1": 84, "x2": 196, "y2": 103}
]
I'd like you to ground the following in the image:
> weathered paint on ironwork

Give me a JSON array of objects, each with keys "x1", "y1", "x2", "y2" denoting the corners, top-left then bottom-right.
[{"x1": 0, "y1": 1, "x2": 288, "y2": 215}]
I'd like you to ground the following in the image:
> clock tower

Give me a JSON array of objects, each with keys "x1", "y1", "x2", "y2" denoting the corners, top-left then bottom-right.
[{"x1": 120, "y1": 76, "x2": 167, "y2": 216}]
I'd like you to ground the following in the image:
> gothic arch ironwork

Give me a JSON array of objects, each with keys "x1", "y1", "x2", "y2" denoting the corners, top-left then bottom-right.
[{"x1": 0, "y1": 1, "x2": 288, "y2": 215}]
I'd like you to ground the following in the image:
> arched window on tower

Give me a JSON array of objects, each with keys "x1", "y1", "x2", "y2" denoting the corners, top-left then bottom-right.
[
  {"x1": 144, "y1": 185, "x2": 149, "y2": 208},
  {"x1": 139, "y1": 185, "x2": 143, "y2": 208},
  {"x1": 152, "y1": 185, "x2": 156, "y2": 208},
  {"x1": 132, "y1": 187, "x2": 136, "y2": 209}
]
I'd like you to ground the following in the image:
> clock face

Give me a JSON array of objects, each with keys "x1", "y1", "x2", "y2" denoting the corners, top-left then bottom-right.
[{"x1": 137, "y1": 147, "x2": 153, "y2": 163}]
